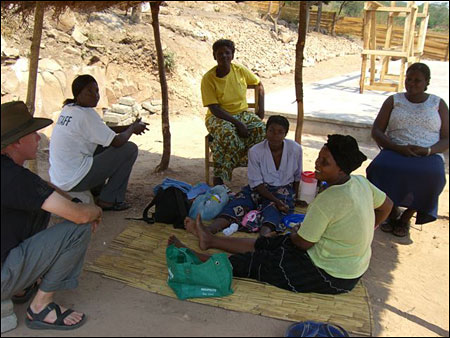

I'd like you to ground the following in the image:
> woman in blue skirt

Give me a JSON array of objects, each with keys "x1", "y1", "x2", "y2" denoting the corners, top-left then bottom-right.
[{"x1": 367, "y1": 63, "x2": 449, "y2": 237}]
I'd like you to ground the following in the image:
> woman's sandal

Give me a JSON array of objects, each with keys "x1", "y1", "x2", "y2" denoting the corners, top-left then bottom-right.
[
  {"x1": 100, "y1": 201, "x2": 130, "y2": 211},
  {"x1": 25, "y1": 302, "x2": 86, "y2": 330},
  {"x1": 11, "y1": 281, "x2": 39, "y2": 304},
  {"x1": 393, "y1": 220, "x2": 410, "y2": 237},
  {"x1": 380, "y1": 218, "x2": 396, "y2": 233}
]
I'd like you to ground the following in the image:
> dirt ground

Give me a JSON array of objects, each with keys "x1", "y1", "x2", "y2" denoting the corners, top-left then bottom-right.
[{"x1": 4, "y1": 55, "x2": 449, "y2": 337}]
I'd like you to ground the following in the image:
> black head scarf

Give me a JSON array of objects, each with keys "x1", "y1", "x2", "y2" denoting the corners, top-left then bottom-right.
[{"x1": 325, "y1": 134, "x2": 367, "y2": 175}]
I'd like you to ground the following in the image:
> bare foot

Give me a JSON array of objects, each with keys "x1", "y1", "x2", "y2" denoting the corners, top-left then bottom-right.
[
  {"x1": 194, "y1": 215, "x2": 212, "y2": 251},
  {"x1": 184, "y1": 217, "x2": 198, "y2": 236},
  {"x1": 168, "y1": 235, "x2": 186, "y2": 248}
]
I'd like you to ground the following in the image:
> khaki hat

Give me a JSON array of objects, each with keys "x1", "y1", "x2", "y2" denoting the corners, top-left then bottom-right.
[{"x1": 1, "y1": 101, "x2": 53, "y2": 149}]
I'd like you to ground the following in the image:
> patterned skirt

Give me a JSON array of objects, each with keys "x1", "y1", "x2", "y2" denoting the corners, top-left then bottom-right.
[{"x1": 206, "y1": 111, "x2": 265, "y2": 181}]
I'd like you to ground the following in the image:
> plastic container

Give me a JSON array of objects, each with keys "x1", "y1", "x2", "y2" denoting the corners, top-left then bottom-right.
[
  {"x1": 299, "y1": 171, "x2": 317, "y2": 204},
  {"x1": 282, "y1": 214, "x2": 305, "y2": 229}
]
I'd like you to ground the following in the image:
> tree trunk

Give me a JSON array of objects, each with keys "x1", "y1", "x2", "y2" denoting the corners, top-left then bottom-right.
[
  {"x1": 315, "y1": 1, "x2": 322, "y2": 32},
  {"x1": 295, "y1": 1, "x2": 308, "y2": 144},
  {"x1": 151, "y1": 1, "x2": 171, "y2": 172},
  {"x1": 271, "y1": 1, "x2": 285, "y2": 35},
  {"x1": 305, "y1": 2, "x2": 311, "y2": 33},
  {"x1": 262, "y1": 1, "x2": 273, "y2": 20},
  {"x1": 26, "y1": 1, "x2": 44, "y2": 116},
  {"x1": 332, "y1": 1, "x2": 347, "y2": 36}
]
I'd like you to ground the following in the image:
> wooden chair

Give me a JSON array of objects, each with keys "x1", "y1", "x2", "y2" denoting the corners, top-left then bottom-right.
[{"x1": 205, "y1": 84, "x2": 263, "y2": 185}]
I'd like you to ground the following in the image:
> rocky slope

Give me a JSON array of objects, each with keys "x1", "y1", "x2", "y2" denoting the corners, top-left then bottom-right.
[{"x1": 1, "y1": 1, "x2": 362, "y2": 133}]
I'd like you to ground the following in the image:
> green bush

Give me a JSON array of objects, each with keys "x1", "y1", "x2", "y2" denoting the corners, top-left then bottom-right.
[{"x1": 163, "y1": 49, "x2": 176, "y2": 72}]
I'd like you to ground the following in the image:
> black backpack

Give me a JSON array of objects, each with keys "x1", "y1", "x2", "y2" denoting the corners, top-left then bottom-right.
[{"x1": 136, "y1": 187, "x2": 190, "y2": 228}]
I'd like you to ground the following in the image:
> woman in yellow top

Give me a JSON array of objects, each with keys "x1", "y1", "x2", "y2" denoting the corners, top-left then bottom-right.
[{"x1": 201, "y1": 39, "x2": 266, "y2": 186}]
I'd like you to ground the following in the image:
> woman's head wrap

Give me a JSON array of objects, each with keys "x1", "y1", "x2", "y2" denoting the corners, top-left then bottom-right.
[{"x1": 325, "y1": 134, "x2": 367, "y2": 175}]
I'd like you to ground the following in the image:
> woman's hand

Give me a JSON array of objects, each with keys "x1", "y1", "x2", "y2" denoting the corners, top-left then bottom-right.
[
  {"x1": 409, "y1": 145, "x2": 430, "y2": 157},
  {"x1": 235, "y1": 121, "x2": 249, "y2": 138},
  {"x1": 275, "y1": 199, "x2": 289, "y2": 213},
  {"x1": 132, "y1": 118, "x2": 149, "y2": 135},
  {"x1": 395, "y1": 144, "x2": 422, "y2": 157}
]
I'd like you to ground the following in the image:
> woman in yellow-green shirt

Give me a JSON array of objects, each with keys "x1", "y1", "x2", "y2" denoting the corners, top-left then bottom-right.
[
  {"x1": 201, "y1": 39, "x2": 266, "y2": 186},
  {"x1": 172, "y1": 135, "x2": 393, "y2": 294}
]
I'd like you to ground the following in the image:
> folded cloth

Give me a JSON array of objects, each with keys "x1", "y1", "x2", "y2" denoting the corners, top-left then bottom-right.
[
  {"x1": 187, "y1": 183, "x2": 211, "y2": 200},
  {"x1": 154, "y1": 178, "x2": 192, "y2": 195}
]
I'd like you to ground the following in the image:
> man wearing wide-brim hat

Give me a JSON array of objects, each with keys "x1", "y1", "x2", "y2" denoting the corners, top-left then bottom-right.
[{"x1": 1, "y1": 101, "x2": 102, "y2": 332}]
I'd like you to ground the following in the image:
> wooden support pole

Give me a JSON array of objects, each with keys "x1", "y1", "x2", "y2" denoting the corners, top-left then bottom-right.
[{"x1": 26, "y1": 1, "x2": 44, "y2": 116}]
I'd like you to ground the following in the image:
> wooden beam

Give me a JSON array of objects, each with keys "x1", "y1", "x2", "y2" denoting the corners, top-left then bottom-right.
[
  {"x1": 367, "y1": 7, "x2": 412, "y2": 13},
  {"x1": 362, "y1": 50, "x2": 408, "y2": 57}
]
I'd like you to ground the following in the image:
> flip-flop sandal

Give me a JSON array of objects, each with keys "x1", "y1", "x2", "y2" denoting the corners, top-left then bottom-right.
[
  {"x1": 393, "y1": 220, "x2": 410, "y2": 237},
  {"x1": 11, "y1": 281, "x2": 39, "y2": 304},
  {"x1": 101, "y1": 201, "x2": 130, "y2": 211},
  {"x1": 25, "y1": 302, "x2": 86, "y2": 330}
]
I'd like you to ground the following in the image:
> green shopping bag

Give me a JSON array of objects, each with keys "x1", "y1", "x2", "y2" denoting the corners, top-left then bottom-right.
[{"x1": 166, "y1": 244, "x2": 234, "y2": 300}]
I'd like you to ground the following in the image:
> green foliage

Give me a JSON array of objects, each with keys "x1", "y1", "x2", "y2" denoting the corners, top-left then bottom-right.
[
  {"x1": 328, "y1": 1, "x2": 448, "y2": 32},
  {"x1": 428, "y1": 2, "x2": 449, "y2": 31},
  {"x1": 328, "y1": 1, "x2": 364, "y2": 17},
  {"x1": 163, "y1": 49, "x2": 176, "y2": 73}
]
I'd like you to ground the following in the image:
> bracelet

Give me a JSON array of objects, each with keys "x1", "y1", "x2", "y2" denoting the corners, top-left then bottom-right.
[{"x1": 427, "y1": 147, "x2": 432, "y2": 156}]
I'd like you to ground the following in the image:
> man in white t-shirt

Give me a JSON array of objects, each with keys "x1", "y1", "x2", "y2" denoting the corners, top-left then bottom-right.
[{"x1": 50, "y1": 75, "x2": 148, "y2": 211}]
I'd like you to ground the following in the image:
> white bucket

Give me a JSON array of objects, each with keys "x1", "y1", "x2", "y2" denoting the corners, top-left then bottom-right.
[{"x1": 299, "y1": 171, "x2": 317, "y2": 204}]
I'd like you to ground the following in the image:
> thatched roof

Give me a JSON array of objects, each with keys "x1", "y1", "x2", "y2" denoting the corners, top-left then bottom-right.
[{"x1": 1, "y1": 1, "x2": 151, "y2": 19}]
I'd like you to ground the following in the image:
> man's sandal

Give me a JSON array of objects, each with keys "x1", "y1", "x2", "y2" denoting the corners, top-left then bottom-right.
[{"x1": 25, "y1": 302, "x2": 86, "y2": 330}]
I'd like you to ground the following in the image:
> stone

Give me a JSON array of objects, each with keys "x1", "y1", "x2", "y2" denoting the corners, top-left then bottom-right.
[
  {"x1": 119, "y1": 96, "x2": 136, "y2": 106},
  {"x1": 1, "y1": 35, "x2": 6, "y2": 54},
  {"x1": 3, "y1": 48, "x2": 19, "y2": 58},
  {"x1": 280, "y1": 32, "x2": 293, "y2": 44},
  {"x1": 1, "y1": 300, "x2": 17, "y2": 334},
  {"x1": 72, "y1": 26, "x2": 88, "y2": 45},
  {"x1": 111, "y1": 104, "x2": 133, "y2": 115},
  {"x1": 56, "y1": 10, "x2": 77, "y2": 32},
  {"x1": 121, "y1": 117, "x2": 133, "y2": 125},
  {"x1": 142, "y1": 101, "x2": 157, "y2": 114},
  {"x1": 63, "y1": 46, "x2": 82, "y2": 57},
  {"x1": 1, "y1": 69, "x2": 20, "y2": 94},
  {"x1": 103, "y1": 112, "x2": 130, "y2": 124},
  {"x1": 46, "y1": 29, "x2": 59, "y2": 38},
  {"x1": 39, "y1": 58, "x2": 62, "y2": 72},
  {"x1": 132, "y1": 103, "x2": 141, "y2": 113}
]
